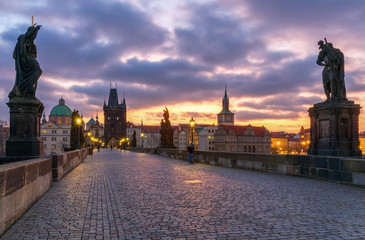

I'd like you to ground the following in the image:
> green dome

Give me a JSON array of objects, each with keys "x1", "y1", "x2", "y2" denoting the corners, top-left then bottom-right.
[
  {"x1": 50, "y1": 98, "x2": 72, "y2": 116},
  {"x1": 87, "y1": 118, "x2": 96, "y2": 124}
]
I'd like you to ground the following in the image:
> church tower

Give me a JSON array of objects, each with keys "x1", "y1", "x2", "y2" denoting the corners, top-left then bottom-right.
[
  {"x1": 217, "y1": 85, "x2": 234, "y2": 126},
  {"x1": 103, "y1": 83, "x2": 127, "y2": 146}
]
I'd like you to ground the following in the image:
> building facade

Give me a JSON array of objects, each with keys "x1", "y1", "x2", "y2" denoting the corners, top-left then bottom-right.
[
  {"x1": 214, "y1": 88, "x2": 271, "y2": 153},
  {"x1": 41, "y1": 98, "x2": 72, "y2": 155},
  {"x1": 103, "y1": 86, "x2": 127, "y2": 146}
]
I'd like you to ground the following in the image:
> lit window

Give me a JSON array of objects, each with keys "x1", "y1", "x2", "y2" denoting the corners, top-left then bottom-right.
[
  {"x1": 42, "y1": 130, "x2": 47, "y2": 134},
  {"x1": 58, "y1": 118, "x2": 61, "y2": 124}
]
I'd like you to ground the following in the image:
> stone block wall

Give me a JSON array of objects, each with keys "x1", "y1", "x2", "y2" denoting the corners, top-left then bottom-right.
[
  {"x1": 0, "y1": 157, "x2": 52, "y2": 235},
  {"x1": 128, "y1": 148, "x2": 365, "y2": 187},
  {"x1": 52, "y1": 148, "x2": 89, "y2": 181}
]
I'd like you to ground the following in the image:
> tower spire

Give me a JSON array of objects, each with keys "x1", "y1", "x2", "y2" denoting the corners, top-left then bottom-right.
[{"x1": 224, "y1": 83, "x2": 227, "y2": 99}]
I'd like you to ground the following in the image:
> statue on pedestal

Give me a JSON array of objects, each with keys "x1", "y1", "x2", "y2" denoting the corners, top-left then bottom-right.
[
  {"x1": 316, "y1": 38, "x2": 346, "y2": 101},
  {"x1": 5, "y1": 17, "x2": 45, "y2": 158},
  {"x1": 308, "y1": 39, "x2": 361, "y2": 157},
  {"x1": 9, "y1": 23, "x2": 42, "y2": 98},
  {"x1": 159, "y1": 107, "x2": 174, "y2": 148}
]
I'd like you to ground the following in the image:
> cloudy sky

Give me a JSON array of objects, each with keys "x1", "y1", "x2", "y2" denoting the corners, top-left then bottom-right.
[{"x1": 1, "y1": 0, "x2": 365, "y2": 132}]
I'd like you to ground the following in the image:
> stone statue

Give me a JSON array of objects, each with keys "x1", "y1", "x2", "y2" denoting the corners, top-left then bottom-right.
[
  {"x1": 131, "y1": 130, "x2": 137, "y2": 147},
  {"x1": 9, "y1": 24, "x2": 42, "y2": 98},
  {"x1": 316, "y1": 39, "x2": 346, "y2": 101},
  {"x1": 160, "y1": 107, "x2": 174, "y2": 148}
]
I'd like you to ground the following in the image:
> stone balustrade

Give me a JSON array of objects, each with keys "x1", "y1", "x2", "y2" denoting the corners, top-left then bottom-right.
[
  {"x1": 0, "y1": 147, "x2": 90, "y2": 236},
  {"x1": 128, "y1": 147, "x2": 365, "y2": 187}
]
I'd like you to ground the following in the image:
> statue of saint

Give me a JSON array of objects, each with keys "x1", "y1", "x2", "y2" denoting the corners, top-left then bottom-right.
[
  {"x1": 9, "y1": 24, "x2": 42, "y2": 98},
  {"x1": 160, "y1": 107, "x2": 174, "y2": 147},
  {"x1": 316, "y1": 39, "x2": 346, "y2": 101}
]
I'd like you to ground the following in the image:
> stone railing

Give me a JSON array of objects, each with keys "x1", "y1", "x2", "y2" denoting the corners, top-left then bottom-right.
[
  {"x1": 0, "y1": 147, "x2": 90, "y2": 236},
  {"x1": 128, "y1": 148, "x2": 365, "y2": 187},
  {"x1": 52, "y1": 148, "x2": 89, "y2": 181},
  {"x1": 0, "y1": 157, "x2": 52, "y2": 235}
]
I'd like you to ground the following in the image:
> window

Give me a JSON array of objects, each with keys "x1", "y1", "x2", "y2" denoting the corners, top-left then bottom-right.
[
  {"x1": 58, "y1": 118, "x2": 61, "y2": 124},
  {"x1": 42, "y1": 137, "x2": 47, "y2": 141},
  {"x1": 63, "y1": 130, "x2": 68, "y2": 134},
  {"x1": 52, "y1": 130, "x2": 57, "y2": 134},
  {"x1": 63, "y1": 137, "x2": 68, "y2": 141},
  {"x1": 52, "y1": 137, "x2": 56, "y2": 141},
  {"x1": 51, "y1": 144, "x2": 57, "y2": 149},
  {"x1": 42, "y1": 130, "x2": 47, "y2": 134},
  {"x1": 66, "y1": 118, "x2": 69, "y2": 124}
]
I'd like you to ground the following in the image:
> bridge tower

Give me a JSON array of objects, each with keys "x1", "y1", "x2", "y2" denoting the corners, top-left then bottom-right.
[{"x1": 103, "y1": 84, "x2": 126, "y2": 146}]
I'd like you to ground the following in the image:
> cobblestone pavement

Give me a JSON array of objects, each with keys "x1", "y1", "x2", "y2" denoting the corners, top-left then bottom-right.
[{"x1": 2, "y1": 149, "x2": 365, "y2": 240}]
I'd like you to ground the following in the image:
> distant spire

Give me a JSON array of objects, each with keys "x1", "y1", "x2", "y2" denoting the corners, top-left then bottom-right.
[
  {"x1": 141, "y1": 118, "x2": 143, "y2": 126},
  {"x1": 115, "y1": 82, "x2": 117, "y2": 88},
  {"x1": 122, "y1": 92, "x2": 126, "y2": 106},
  {"x1": 224, "y1": 83, "x2": 228, "y2": 99},
  {"x1": 110, "y1": 82, "x2": 112, "y2": 89},
  {"x1": 104, "y1": 97, "x2": 106, "y2": 106}
]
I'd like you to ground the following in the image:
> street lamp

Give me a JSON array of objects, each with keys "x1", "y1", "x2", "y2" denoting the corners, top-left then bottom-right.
[
  {"x1": 76, "y1": 117, "x2": 82, "y2": 149},
  {"x1": 141, "y1": 133, "x2": 144, "y2": 148},
  {"x1": 189, "y1": 117, "x2": 196, "y2": 144}
]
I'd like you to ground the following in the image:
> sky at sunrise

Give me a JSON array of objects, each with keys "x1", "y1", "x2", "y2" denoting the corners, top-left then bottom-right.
[{"x1": 1, "y1": 0, "x2": 365, "y2": 132}]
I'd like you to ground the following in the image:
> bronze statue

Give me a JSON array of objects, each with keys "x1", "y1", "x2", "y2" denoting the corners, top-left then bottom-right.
[
  {"x1": 9, "y1": 22, "x2": 42, "y2": 98},
  {"x1": 316, "y1": 38, "x2": 346, "y2": 101}
]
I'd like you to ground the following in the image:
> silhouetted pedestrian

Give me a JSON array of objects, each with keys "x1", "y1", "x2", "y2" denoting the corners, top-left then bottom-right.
[{"x1": 187, "y1": 142, "x2": 194, "y2": 164}]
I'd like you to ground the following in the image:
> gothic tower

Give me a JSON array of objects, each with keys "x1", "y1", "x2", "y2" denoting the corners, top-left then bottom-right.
[
  {"x1": 217, "y1": 85, "x2": 234, "y2": 126},
  {"x1": 103, "y1": 84, "x2": 127, "y2": 146}
]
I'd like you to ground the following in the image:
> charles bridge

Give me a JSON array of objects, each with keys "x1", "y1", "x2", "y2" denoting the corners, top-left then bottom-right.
[{"x1": 1, "y1": 148, "x2": 365, "y2": 239}]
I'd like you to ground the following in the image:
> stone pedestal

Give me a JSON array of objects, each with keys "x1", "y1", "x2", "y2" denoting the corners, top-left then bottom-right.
[
  {"x1": 6, "y1": 97, "x2": 44, "y2": 157},
  {"x1": 308, "y1": 100, "x2": 361, "y2": 157}
]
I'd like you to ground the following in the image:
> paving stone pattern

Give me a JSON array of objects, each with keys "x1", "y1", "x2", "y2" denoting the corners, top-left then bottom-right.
[{"x1": 2, "y1": 149, "x2": 365, "y2": 239}]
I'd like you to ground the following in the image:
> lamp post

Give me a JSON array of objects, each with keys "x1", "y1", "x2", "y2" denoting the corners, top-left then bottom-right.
[
  {"x1": 189, "y1": 117, "x2": 196, "y2": 145},
  {"x1": 141, "y1": 133, "x2": 144, "y2": 148},
  {"x1": 76, "y1": 118, "x2": 82, "y2": 149}
]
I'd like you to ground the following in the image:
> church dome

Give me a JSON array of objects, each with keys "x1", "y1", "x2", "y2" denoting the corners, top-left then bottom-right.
[{"x1": 50, "y1": 98, "x2": 72, "y2": 116}]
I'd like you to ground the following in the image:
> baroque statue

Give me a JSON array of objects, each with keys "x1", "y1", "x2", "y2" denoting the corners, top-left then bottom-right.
[
  {"x1": 9, "y1": 22, "x2": 42, "y2": 98},
  {"x1": 160, "y1": 107, "x2": 174, "y2": 148},
  {"x1": 316, "y1": 38, "x2": 346, "y2": 101}
]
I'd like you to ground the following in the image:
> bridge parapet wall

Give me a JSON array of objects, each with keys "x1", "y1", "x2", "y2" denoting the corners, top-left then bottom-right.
[
  {"x1": 0, "y1": 148, "x2": 90, "y2": 236},
  {"x1": 52, "y1": 148, "x2": 89, "y2": 181},
  {"x1": 128, "y1": 147, "x2": 365, "y2": 187},
  {"x1": 0, "y1": 157, "x2": 52, "y2": 236}
]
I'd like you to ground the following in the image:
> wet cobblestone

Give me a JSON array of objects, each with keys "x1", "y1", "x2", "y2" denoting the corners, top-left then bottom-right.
[{"x1": 1, "y1": 149, "x2": 365, "y2": 239}]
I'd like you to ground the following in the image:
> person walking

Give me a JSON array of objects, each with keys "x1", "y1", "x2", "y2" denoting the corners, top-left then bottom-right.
[{"x1": 187, "y1": 142, "x2": 195, "y2": 164}]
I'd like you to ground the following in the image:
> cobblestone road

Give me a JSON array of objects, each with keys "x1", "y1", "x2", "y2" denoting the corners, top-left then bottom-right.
[{"x1": 2, "y1": 150, "x2": 365, "y2": 239}]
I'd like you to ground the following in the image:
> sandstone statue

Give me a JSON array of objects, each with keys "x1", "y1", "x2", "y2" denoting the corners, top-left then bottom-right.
[
  {"x1": 160, "y1": 107, "x2": 174, "y2": 148},
  {"x1": 9, "y1": 24, "x2": 42, "y2": 98},
  {"x1": 316, "y1": 38, "x2": 346, "y2": 101}
]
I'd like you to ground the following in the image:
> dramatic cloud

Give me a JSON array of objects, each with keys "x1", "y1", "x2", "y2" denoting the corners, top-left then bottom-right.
[{"x1": 1, "y1": 0, "x2": 365, "y2": 132}]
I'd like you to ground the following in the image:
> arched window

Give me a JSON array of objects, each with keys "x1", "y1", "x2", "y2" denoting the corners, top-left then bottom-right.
[
  {"x1": 58, "y1": 118, "x2": 61, "y2": 124},
  {"x1": 66, "y1": 118, "x2": 69, "y2": 124},
  {"x1": 253, "y1": 146, "x2": 256, "y2": 152},
  {"x1": 244, "y1": 146, "x2": 247, "y2": 152},
  {"x1": 248, "y1": 146, "x2": 251, "y2": 152}
]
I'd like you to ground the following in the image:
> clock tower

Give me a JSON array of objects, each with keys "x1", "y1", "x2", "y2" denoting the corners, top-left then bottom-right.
[{"x1": 217, "y1": 85, "x2": 234, "y2": 126}]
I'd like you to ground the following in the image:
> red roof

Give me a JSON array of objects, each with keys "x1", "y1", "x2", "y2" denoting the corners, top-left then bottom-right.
[
  {"x1": 141, "y1": 125, "x2": 160, "y2": 133},
  {"x1": 270, "y1": 131, "x2": 287, "y2": 138},
  {"x1": 222, "y1": 125, "x2": 267, "y2": 137}
]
